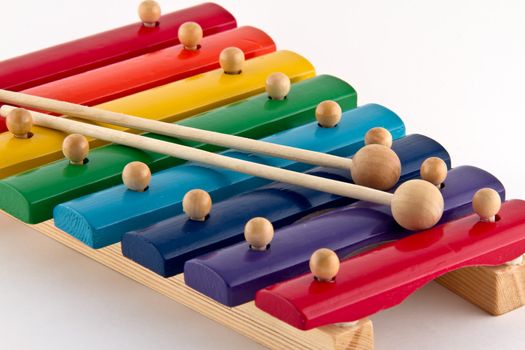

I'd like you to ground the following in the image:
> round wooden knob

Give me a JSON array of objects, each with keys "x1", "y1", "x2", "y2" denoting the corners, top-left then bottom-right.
[
  {"x1": 315, "y1": 100, "x2": 342, "y2": 128},
  {"x1": 138, "y1": 0, "x2": 161, "y2": 27},
  {"x1": 122, "y1": 161, "x2": 151, "y2": 192},
  {"x1": 220, "y1": 47, "x2": 244, "y2": 74},
  {"x1": 62, "y1": 134, "x2": 89, "y2": 165},
  {"x1": 391, "y1": 179, "x2": 444, "y2": 231},
  {"x1": 183, "y1": 189, "x2": 212, "y2": 221},
  {"x1": 6, "y1": 108, "x2": 33, "y2": 139},
  {"x1": 350, "y1": 144, "x2": 401, "y2": 190},
  {"x1": 420, "y1": 157, "x2": 447, "y2": 188},
  {"x1": 244, "y1": 217, "x2": 274, "y2": 251},
  {"x1": 178, "y1": 22, "x2": 203, "y2": 50},
  {"x1": 309, "y1": 248, "x2": 340, "y2": 282},
  {"x1": 365, "y1": 127, "x2": 393, "y2": 148},
  {"x1": 472, "y1": 188, "x2": 501, "y2": 222},
  {"x1": 265, "y1": 72, "x2": 290, "y2": 100}
]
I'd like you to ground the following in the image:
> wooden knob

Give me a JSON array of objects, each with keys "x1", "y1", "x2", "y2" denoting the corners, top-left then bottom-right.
[
  {"x1": 391, "y1": 179, "x2": 444, "y2": 231},
  {"x1": 420, "y1": 157, "x2": 447, "y2": 188},
  {"x1": 244, "y1": 217, "x2": 274, "y2": 251},
  {"x1": 365, "y1": 127, "x2": 392, "y2": 148},
  {"x1": 62, "y1": 134, "x2": 89, "y2": 165},
  {"x1": 178, "y1": 22, "x2": 202, "y2": 50},
  {"x1": 122, "y1": 161, "x2": 151, "y2": 192},
  {"x1": 265, "y1": 72, "x2": 290, "y2": 100},
  {"x1": 220, "y1": 47, "x2": 244, "y2": 74},
  {"x1": 138, "y1": 0, "x2": 161, "y2": 27},
  {"x1": 350, "y1": 144, "x2": 401, "y2": 191},
  {"x1": 309, "y1": 248, "x2": 340, "y2": 282},
  {"x1": 472, "y1": 188, "x2": 501, "y2": 222},
  {"x1": 6, "y1": 108, "x2": 32, "y2": 139},
  {"x1": 183, "y1": 189, "x2": 212, "y2": 221},
  {"x1": 315, "y1": 100, "x2": 342, "y2": 128}
]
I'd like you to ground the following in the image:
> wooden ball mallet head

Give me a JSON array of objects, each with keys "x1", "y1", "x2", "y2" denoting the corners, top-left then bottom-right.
[
  {"x1": 178, "y1": 22, "x2": 203, "y2": 51},
  {"x1": 473, "y1": 188, "x2": 501, "y2": 223},
  {"x1": 138, "y1": 0, "x2": 161, "y2": 27},
  {"x1": 310, "y1": 248, "x2": 340, "y2": 282},
  {"x1": 245, "y1": 217, "x2": 274, "y2": 251},
  {"x1": 122, "y1": 161, "x2": 151, "y2": 192},
  {"x1": 6, "y1": 107, "x2": 33, "y2": 139},
  {"x1": 315, "y1": 100, "x2": 342, "y2": 128},
  {"x1": 183, "y1": 189, "x2": 212, "y2": 221},
  {"x1": 265, "y1": 72, "x2": 291, "y2": 100},
  {"x1": 342, "y1": 127, "x2": 400, "y2": 191},
  {"x1": 220, "y1": 47, "x2": 245, "y2": 75},
  {"x1": 62, "y1": 134, "x2": 89, "y2": 165}
]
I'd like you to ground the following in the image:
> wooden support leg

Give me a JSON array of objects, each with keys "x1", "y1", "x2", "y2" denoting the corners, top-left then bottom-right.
[{"x1": 437, "y1": 260, "x2": 525, "y2": 315}]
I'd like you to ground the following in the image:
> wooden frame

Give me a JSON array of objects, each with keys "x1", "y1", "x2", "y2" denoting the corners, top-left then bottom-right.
[
  {"x1": 32, "y1": 218, "x2": 373, "y2": 350},
  {"x1": 2, "y1": 213, "x2": 521, "y2": 349}
]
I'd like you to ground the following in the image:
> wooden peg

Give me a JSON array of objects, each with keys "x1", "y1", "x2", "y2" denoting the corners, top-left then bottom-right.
[
  {"x1": 265, "y1": 72, "x2": 290, "y2": 100},
  {"x1": 122, "y1": 161, "x2": 151, "y2": 192},
  {"x1": 220, "y1": 47, "x2": 244, "y2": 74},
  {"x1": 473, "y1": 188, "x2": 501, "y2": 222},
  {"x1": 350, "y1": 144, "x2": 401, "y2": 191},
  {"x1": 391, "y1": 179, "x2": 444, "y2": 231},
  {"x1": 310, "y1": 248, "x2": 340, "y2": 282},
  {"x1": 365, "y1": 127, "x2": 392, "y2": 148},
  {"x1": 183, "y1": 189, "x2": 212, "y2": 221},
  {"x1": 6, "y1": 107, "x2": 32, "y2": 138},
  {"x1": 178, "y1": 22, "x2": 203, "y2": 50},
  {"x1": 244, "y1": 217, "x2": 274, "y2": 251},
  {"x1": 138, "y1": 0, "x2": 161, "y2": 27},
  {"x1": 62, "y1": 134, "x2": 89, "y2": 165},
  {"x1": 315, "y1": 100, "x2": 342, "y2": 128},
  {"x1": 420, "y1": 157, "x2": 447, "y2": 188}
]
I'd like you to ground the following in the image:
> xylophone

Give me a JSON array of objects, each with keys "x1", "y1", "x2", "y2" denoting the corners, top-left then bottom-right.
[{"x1": 1, "y1": 2, "x2": 524, "y2": 349}]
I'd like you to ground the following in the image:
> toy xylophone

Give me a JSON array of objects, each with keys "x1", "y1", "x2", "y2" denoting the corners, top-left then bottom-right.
[{"x1": 1, "y1": 2, "x2": 524, "y2": 349}]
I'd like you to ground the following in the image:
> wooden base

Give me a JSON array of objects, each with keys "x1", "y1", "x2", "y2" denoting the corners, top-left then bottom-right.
[
  {"x1": 32, "y1": 219, "x2": 373, "y2": 350},
  {"x1": 437, "y1": 263, "x2": 525, "y2": 316}
]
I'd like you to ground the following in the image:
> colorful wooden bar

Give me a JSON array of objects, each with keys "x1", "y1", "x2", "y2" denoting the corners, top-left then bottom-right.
[
  {"x1": 0, "y1": 75, "x2": 355, "y2": 224},
  {"x1": 0, "y1": 50, "x2": 314, "y2": 178},
  {"x1": 184, "y1": 166, "x2": 505, "y2": 307},
  {"x1": 255, "y1": 200, "x2": 525, "y2": 330},
  {"x1": 53, "y1": 104, "x2": 405, "y2": 249},
  {"x1": 0, "y1": 3, "x2": 235, "y2": 91},
  {"x1": 17, "y1": 26, "x2": 274, "y2": 112},
  {"x1": 123, "y1": 134, "x2": 448, "y2": 277}
]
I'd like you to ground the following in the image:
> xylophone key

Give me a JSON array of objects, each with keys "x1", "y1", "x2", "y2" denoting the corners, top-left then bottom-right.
[
  {"x1": 54, "y1": 104, "x2": 404, "y2": 248},
  {"x1": 0, "y1": 50, "x2": 315, "y2": 178},
  {"x1": 14, "y1": 26, "x2": 275, "y2": 114},
  {"x1": 183, "y1": 166, "x2": 504, "y2": 306},
  {"x1": 255, "y1": 198, "x2": 525, "y2": 330},
  {"x1": 122, "y1": 134, "x2": 448, "y2": 277}
]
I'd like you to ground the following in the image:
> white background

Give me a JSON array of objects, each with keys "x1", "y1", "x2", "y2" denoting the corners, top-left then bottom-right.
[{"x1": 1, "y1": 0, "x2": 524, "y2": 349}]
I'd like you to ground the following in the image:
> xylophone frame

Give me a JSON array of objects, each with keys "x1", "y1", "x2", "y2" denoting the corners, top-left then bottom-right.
[{"x1": 6, "y1": 213, "x2": 520, "y2": 350}]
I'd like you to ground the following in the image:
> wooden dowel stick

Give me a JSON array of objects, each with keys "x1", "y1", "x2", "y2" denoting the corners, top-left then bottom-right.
[
  {"x1": 0, "y1": 105, "x2": 392, "y2": 206},
  {"x1": 0, "y1": 89, "x2": 352, "y2": 171}
]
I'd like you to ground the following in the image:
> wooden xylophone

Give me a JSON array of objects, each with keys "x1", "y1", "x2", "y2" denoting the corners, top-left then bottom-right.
[{"x1": 1, "y1": 2, "x2": 524, "y2": 349}]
